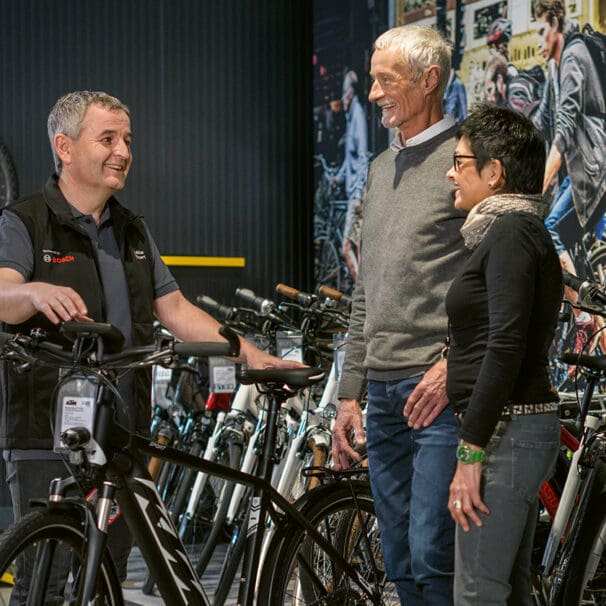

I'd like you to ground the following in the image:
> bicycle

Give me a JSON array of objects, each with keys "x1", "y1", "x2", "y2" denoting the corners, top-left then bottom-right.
[
  {"x1": 531, "y1": 290, "x2": 606, "y2": 605},
  {"x1": 313, "y1": 154, "x2": 350, "y2": 293},
  {"x1": 0, "y1": 322, "x2": 396, "y2": 605}
]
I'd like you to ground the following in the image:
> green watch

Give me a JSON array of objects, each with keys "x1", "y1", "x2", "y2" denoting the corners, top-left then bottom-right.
[{"x1": 456, "y1": 443, "x2": 485, "y2": 464}]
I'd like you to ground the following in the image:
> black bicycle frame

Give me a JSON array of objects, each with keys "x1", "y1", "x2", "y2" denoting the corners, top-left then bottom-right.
[{"x1": 55, "y1": 411, "x2": 377, "y2": 606}]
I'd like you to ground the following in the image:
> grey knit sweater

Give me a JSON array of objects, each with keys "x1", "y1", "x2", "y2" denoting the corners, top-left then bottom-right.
[{"x1": 338, "y1": 124, "x2": 468, "y2": 401}]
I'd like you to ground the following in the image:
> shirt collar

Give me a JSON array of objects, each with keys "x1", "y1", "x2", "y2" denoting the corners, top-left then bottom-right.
[
  {"x1": 390, "y1": 114, "x2": 456, "y2": 151},
  {"x1": 69, "y1": 203, "x2": 112, "y2": 227}
]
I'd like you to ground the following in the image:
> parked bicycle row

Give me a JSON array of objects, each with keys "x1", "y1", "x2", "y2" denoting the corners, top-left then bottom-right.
[
  {"x1": 141, "y1": 282, "x2": 381, "y2": 602},
  {"x1": 143, "y1": 279, "x2": 605, "y2": 606},
  {"x1": 0, "y1": 280, "x2": 603, "y2": 605}
]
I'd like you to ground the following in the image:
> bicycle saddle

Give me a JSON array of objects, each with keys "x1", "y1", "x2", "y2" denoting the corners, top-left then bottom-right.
[{"x1": 238, "y1": 367, "x2": 325, "y2": 388}]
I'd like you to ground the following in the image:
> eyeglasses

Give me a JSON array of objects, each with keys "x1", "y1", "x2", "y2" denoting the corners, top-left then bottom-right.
[{"x1": 453, "y1": 154, "x2": 477, "y2": 172}]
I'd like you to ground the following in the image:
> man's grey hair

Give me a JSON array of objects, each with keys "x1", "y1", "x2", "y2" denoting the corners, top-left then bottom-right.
[
  {"x1": 47, "y1": 91, "x2": 130, "y2": 173},
  {"x1": 374, "y1": 25, "x2": 452, "y2": 100}
]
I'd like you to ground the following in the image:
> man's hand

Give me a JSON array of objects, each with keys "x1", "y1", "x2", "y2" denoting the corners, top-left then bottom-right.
[
  {"x1": 332, "y1": 398, "x2": 365, "y2": 470},
  {"x1": 239, "y1": 340, "x2": 305, "y2": 370},
  {"x1": 448, "y1": 454, "x2": 490, "y2": 532},
  {"x1": 25, "y1": 282, "x2": 92, "y2": 324},
  {"x1": 403, "y1": 359, "x2": 448, "y2": 429}
]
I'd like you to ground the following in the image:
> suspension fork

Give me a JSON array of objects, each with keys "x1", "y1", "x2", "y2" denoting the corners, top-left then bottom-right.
[{"x1": 77, "y1": 481, "x2": 113, "y2": 603}]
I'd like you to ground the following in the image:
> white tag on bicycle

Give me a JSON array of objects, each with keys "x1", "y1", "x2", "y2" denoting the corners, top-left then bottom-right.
[
  {"x1": 276, "y1": 330, "x2": 304, "y2": 363},
  {"x1": 209, "y1": 357, "x2": 237, "y2": 393},
  {"x1": 53, "y1": 374, "x2": 98, "y2": 453},
  {"x1": 152, "y1": 365, "x2": 173, "y2": 409},
  {"x1": 333, "y1": 332, "x2": 347, "y2": 380},
  {"x1": 245, "y1": 333, "x2": 271, "y2": 353}
]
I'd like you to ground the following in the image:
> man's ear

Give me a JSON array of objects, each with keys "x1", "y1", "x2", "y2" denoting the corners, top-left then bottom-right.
[
  {"x1": 422, "y1": 65, "x2": 441, "y2": 96},
  {"x1": 54, "y1": 133, "x2": 71, "y2": 166}
]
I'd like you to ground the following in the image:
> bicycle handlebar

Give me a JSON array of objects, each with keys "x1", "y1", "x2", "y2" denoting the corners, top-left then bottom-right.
[
  {"x1": 562, "y1": 269, "x2": 606, "y2": 316},
  {"x1": 0, "y1": 323, "x2": 240, "y2": 369}
]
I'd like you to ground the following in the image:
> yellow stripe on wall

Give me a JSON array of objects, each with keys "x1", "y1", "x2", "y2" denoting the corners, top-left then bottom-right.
[{"x1": 161, "y1": 256, "x2": 245, "y2": 268}]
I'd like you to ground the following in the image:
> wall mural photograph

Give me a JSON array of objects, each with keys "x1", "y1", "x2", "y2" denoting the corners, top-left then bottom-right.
[{"x1": 313, "y1": 0, "x2": 606, "y2": 398}]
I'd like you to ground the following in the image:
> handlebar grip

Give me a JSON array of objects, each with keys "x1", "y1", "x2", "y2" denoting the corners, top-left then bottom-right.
[
  {"x1": 235, "y1": 288, "x2": 274, "y2": 314},
  {"x1": 174, "y1": 341, "x2": 234, "y2": 358},
  {"x1": 318, "y1": 285, "x2": 352, "y2": 307},
  {"x1": 275, "y1": 283, "x2": 300, "y2": 300},
  {"x1": 318, "y1": 285, "x2": 344, "y2": 300},
  {"x1": 196, "y1": 294, "x2": 234, "y2": 319},
  {"x1": 173, "y1": 325, "x2": 240, "y2": 359},
  {"x1": 276, "y1": 283, "x2": 315, "y2": 307}
]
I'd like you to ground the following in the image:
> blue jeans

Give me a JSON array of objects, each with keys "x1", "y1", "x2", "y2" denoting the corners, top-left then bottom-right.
[
  {"x1": 366, "y1": 377, "x2": 458, "y2": 605},
  {"x1": 544, "y1": 176, "x2": 573, "y2": 256},
  {"x1": 454, "y1": 414, "x2": 560, "y2": 605}
]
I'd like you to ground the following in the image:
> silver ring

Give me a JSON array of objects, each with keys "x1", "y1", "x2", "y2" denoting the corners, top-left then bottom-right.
[{"x1": 452, "y1": 499, "x2": 462, "y2": 510}]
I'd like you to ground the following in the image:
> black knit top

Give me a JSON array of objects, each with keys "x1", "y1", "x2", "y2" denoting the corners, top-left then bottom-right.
[{"x1": 445, "y1": 212, "x2": 562, "y2": 447}]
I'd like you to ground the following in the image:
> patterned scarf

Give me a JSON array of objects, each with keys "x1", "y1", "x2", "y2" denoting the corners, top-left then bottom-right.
[{"x1": 460, "y1": 193, "x2": 549, "y2": 250}]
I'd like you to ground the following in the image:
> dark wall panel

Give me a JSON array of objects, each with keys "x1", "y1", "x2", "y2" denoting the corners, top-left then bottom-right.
[{"x1": 0, "y1": 0, "x2": 313, "y2": 306}]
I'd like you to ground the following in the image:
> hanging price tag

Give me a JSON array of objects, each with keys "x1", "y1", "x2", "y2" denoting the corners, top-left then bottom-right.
[
  {"x1": 245, "y1": 333, "x2": 272, "y2": 354},
  {"x1": 209, "y1": 357, "x2": 237, "y2": 393},
  {"x1": 152, "y1": 365, "x2": 173, "y2": 409},
  {"x1": 276, "y1": 330, "x2": 304, "y2": 363},
  {"x1": 53, "y1": 373, "x2": 99, "y2": 453}
]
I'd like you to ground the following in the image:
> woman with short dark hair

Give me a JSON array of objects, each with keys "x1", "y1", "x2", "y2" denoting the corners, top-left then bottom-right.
[{"x1": 445, "y1": 103, "x2": 562, "y2": 605}]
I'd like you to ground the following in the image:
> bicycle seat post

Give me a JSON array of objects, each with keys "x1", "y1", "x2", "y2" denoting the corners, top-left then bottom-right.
[{"x1": 238, "y1": 383, "x2": 291, "y2": 606}]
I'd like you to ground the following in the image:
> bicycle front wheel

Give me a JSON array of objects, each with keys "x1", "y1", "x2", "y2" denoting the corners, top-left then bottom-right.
[
  {"x1": 557, "y1": 462, "x2": 606, "y2": 605},
  {"x1": 258, "y1": 480, "x2": 399, "y2": 605},
  {"x1": 0, "y1": 508, "x2": 123, "y2": 605}
]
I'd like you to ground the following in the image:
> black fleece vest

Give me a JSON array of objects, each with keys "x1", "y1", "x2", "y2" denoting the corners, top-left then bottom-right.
[{"x1": 0, "y1": 177, "x2": 155, "y2": 449}]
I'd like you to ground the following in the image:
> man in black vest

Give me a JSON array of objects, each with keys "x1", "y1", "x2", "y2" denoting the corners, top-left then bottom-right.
[{"x1": 0, "y1": 90, "x2": 288, "y2": 595}]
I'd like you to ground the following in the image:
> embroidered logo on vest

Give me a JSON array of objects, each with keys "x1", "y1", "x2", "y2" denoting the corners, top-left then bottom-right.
[
  {"x1": 42, "y1": 249, "x2": 75, "y2": 264},
  {"x1": 134, "y1": 249, "x2": 147, "y2": 260}
]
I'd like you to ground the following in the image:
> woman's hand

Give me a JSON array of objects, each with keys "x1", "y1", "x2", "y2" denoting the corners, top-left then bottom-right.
[{"x1": 448, "y1": 455, "x2": 490, "y2": 532}]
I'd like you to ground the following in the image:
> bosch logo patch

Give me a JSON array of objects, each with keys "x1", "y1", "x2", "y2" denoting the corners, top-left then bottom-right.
[{"x1": 41, "y1": 250, "x2": 76, "y2": 264}]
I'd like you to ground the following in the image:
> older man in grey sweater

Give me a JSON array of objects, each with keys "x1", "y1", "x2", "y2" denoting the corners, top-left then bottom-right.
[{"x1": 332, "y1": 25, "x2": 468, "y2": 605}]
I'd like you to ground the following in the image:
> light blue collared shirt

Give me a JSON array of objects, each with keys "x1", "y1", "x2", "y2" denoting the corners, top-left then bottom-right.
[{"x1": 389, "y1": 114, "x2": 457, "y2": 151}]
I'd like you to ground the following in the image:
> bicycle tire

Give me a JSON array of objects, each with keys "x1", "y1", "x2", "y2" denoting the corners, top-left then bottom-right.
[
  {"x1": 557, "y1": 462, "x2": 606, "y2": 605},
  {"x1": 190, "y1": 439, "x2": 243, "y2": 576},
  {"x1": 0, "y1": 508, "x2": 123, "y2": 605},
  {"x1": 0, "y1": 141, "x2": 18, "y2": 206},
  {"x1": 257, "y1": 480, "x2": 398, "y2": 605},
  {"x1": 212, "y1": 490, "x2": 251, "y2": 606}
]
